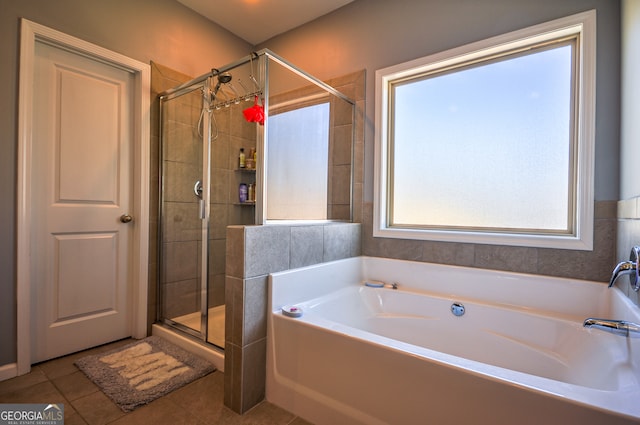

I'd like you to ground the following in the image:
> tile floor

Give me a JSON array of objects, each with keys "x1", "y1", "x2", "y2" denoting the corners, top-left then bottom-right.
[{"x1": 0, "y1": 339, "x2": 312, "y2": 425}]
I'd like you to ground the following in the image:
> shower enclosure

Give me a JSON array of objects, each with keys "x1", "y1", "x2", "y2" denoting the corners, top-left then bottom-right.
[{"x1": 157, "y1": 50, "x2": 355, "y2": 352}]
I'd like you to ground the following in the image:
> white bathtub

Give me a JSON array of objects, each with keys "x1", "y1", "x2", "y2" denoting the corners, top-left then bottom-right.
[{"x1": 266, "y1": 256, "x2": 640, "y2": 425}]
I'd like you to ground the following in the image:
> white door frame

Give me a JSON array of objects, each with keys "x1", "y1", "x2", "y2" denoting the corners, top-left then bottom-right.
[{"x1": 16, "y1": 19, "x2": 150, "y2": 376}]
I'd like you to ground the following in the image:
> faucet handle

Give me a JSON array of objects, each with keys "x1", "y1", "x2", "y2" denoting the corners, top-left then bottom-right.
[
  {"x1": 609, "y1": 246, "x2": 640, "y2": 291},
  {"x1": 630, "y1": 246, "x2": 640, "y2": 292},
  {"x1": 614, "y1": 246, "x2": 640, "y2": 292},
  {"x1": 608, "y1": 261, "x2": 634, "y2": 288}
]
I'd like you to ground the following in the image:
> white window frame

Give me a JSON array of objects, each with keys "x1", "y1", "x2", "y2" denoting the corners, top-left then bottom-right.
[{"x1": 374, "y1": 10, "x2": 596, "y2": 250}]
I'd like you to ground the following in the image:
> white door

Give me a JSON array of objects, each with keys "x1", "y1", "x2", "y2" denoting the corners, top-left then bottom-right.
[{"x1": 30, "y1": 41, "x2": 135, "y2": 363}]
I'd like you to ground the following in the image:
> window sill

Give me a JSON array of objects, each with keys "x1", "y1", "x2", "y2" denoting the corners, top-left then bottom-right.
[{"x1": 373, "y1": 225, "x2": 593, "y2": 251}]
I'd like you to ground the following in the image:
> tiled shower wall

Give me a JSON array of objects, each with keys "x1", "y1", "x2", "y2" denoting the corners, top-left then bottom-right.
[
  {"x1": 150, "y1": 62, "x2": 257, "y2": 331},
  {"x1": 159, "y1": 84, "x2": 203, "y2": 320},
  {"x1": 328, "y1": 86, "x2": 355, "y2": 220},
  {"x1": 149, "y1": 62, "x2": 193, "y2": 332},
  {"x1": 210, "y1": 96, "x2": 258, "y2": 305}
]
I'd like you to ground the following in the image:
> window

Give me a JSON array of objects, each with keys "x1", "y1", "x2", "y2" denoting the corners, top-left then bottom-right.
[
  {"x1": 267, "y1": 102, "x2": 330, "y2": 220},
  {"x1": 374, "y1": 10, "x2": 596, "y2": 249}
]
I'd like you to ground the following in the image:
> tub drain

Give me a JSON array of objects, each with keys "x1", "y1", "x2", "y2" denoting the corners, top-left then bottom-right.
[{"x1": 451, "y1": 302, "x2": 465, "y2": 317}]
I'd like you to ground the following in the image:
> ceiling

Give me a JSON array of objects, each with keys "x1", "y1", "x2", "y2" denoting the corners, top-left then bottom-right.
[{"x1": 176, "y1": 0, "x2": 354, "y2": 45}]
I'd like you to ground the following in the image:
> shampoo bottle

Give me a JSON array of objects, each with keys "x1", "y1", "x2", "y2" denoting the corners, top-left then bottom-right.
[
  {"x1": 239, "y1": 183, "x2": 248, "y2": 203},
  {"x1": 248, "y1": 183, "x2": 255, "y2": 202},
  {"x1": 239, "y1": 148, "x2": 246, "y2": 168}
]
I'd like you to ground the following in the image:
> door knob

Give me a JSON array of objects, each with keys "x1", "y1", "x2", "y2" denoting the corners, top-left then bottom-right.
[{"x1": 120, "y1": 214, "x2": 133, "y2": 223}]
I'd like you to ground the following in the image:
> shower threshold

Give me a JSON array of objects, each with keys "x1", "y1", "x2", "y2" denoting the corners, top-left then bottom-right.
[
  {"x1": 170, "y1": 305, "x2": 225, "y2": 348},
  {"x1": 152, "y1": 307, "x2": 225, "y2": 372}
]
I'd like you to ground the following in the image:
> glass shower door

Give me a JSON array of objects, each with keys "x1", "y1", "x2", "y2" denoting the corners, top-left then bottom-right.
[{"x1": 159, "y1": 81, "x2": 210, "y2": 341}]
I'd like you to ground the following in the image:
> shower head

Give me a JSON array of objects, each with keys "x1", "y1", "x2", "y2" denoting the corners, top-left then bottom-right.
[
  {"x1": 217, "y1": 72, "x2": 232, "y2": 84},
  {"x1": 213, "y1": 71, "x2": 233, "y2": 95}
]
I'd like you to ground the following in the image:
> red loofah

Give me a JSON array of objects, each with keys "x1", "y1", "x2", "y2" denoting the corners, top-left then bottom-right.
[{"x1": 243, "y1": 95, "x2": 264, "y2": 125}]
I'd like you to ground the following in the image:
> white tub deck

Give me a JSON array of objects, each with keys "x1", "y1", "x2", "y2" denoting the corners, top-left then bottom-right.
[{"x1": 267, "y1": 256, "x2": 640, "y2": 425}]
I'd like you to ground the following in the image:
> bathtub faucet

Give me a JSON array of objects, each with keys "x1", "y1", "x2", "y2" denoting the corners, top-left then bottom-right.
[
  {"x1": 583, "y1": 318, "x2": 640, "y2": 337},
  {"x1": 608, "y1": 260, "x2": 636, "y2": 287},
  {"x1": 608, "y1": 246, "x2": 640, "y2": 292}
]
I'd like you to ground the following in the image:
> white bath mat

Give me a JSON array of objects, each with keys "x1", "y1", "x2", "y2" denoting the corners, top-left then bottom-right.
[{"x1": 75, "y1": 336, "x2": 215, "y2": 412}]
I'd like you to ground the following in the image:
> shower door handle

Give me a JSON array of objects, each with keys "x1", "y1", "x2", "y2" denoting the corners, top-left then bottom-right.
[
  {"x1": 194, "y1": 180, "x2": 203, "y2": 199},
  {"x1": 194, "y1": 180, "x2": 206, "y2": 219}
]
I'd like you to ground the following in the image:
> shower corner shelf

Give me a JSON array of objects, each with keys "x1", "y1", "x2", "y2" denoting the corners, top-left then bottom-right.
[
  {"x1": 235, "y1": 201, "x2": 256, "y2": 206},
  {"x1": 235, "y1": 168, "x2": 256, "y2": 173}
]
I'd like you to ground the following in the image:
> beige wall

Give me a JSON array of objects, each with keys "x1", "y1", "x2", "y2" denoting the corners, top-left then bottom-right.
[
  {"x1": 258, "y1": 0, "x2": 621, "y2": 203},
  {"x1": 0, "y1": 0, "x2": 251, "y2": 366}
]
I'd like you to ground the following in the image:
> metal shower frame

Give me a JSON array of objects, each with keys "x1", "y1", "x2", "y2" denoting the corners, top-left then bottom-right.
[{"x1": 156, "y1": 49, "x2": 356, "y2": 346}]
